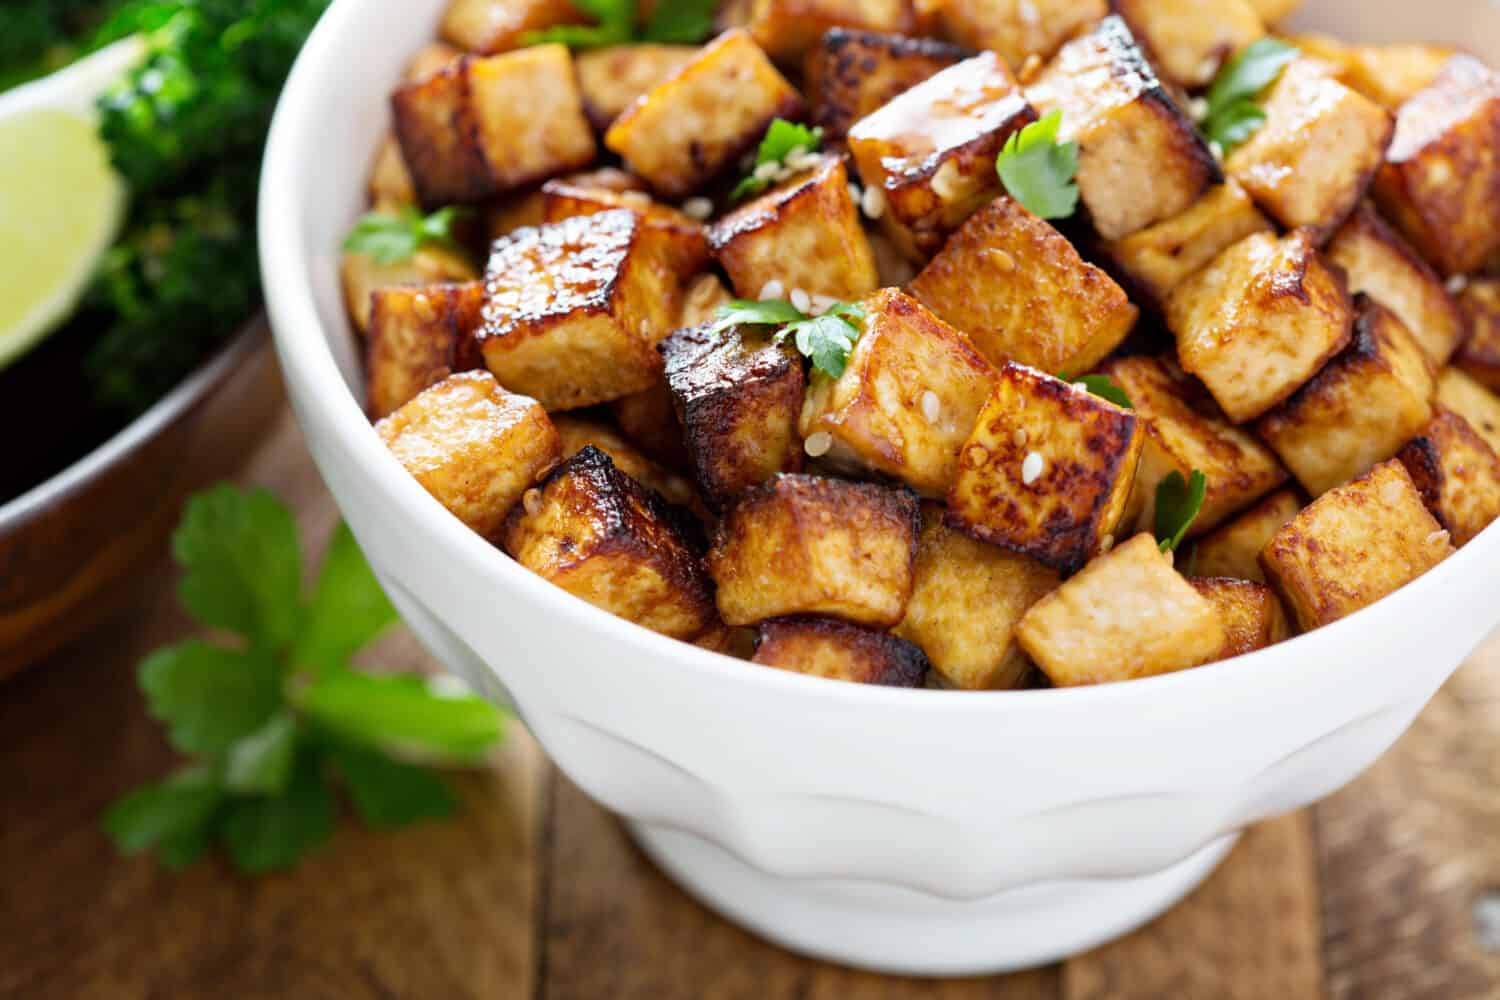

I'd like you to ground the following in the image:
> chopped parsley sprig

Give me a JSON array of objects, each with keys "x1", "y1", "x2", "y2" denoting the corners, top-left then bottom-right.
[
  {"x1": 1154, "y1": 469, "x2": 1208, "y2": 553},
  {"x1": 524, "y1": 0, "x2": 716, "y2": 49},
  {"x1": 343, "y1": 205, "x2": 469, "y2": 265},
  {"x1": 995, "y1": 110, "x2": 1079, "y2": 220},
  {"x1": 731, "y1": 119, "x2": 824, "y2": 201},
  {"x1": 710, "y1": 297, "x2": 865, "y2": 378},
  {"x1": 1197, "y1": 38, "x2": 1299, "y2": 155}
]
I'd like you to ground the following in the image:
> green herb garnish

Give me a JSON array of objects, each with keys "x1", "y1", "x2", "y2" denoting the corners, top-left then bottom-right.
[
  {"x1": 995, "y1": 110, "x2": 1079, "y2": 221},
  {"x1": 104, "y1": 485, "x2": 505, "y2": 874},
  {"x1": 524, "y1": 0, "x2": 716, "y2": 49},
  {"x1": 1059, "y1": 372, "x2": 1133, "y2": 409},
  {"x1": 1154, "y1": 469, "x2": 1208, "y2": 553},
  {"x1": 711, "y1": 298, "x2": 865, "y2": 378},
  {"x1": 343, "y1": 206, "x2": 468, "y2": 265},
  {"x1": 730, "y1": 119, "x2": 824, "y2": 201},
  {"x1": 1199, "y1": 38, "x2": 1299, "y2": 155}
]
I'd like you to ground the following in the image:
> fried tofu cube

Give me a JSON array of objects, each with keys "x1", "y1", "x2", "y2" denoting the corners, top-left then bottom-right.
[
  {"x1": 947, "y1": 363, "x2": 1145, "y2": 573},
  {"x1": 1226, "y1": 59, "x2": 1392, "y2": 240},
  {"x1": 368, "y1": 135, "x2": 417, "y2": 207},
  {"x1": 1326, "y1": 202, "x2": 1466, "y2": 368},
  {"x1": 1016, "y1": 533, "x2": 1225, "y2": 686},
  {"x1": 1187, "y1": 576, "x2": 1292, "y2": 659},
  {"x1": 1260, "y1": 459, "x2": 1453, "y2": 630},
  {"x1": 1098, "y1": 181, "x2": 1273, "y2": 307},
  {"x1": 1341, "y1": 44, "x2": 1456, "y2": 110},
  {"x1": 367, "y1": 283, "x2": 485, "y2": 419},
  {"x1": 501, "y1": 446, "x2": 717, "y2": 639},
  {"x1": 1167, "y1": 230, "x2": 1354, "y2": 423},
  {"x1": 707, "y1": 154, "x2": 879, "y2": 300},
  {"x1": 661, "y1": 323, "x2": 807, "y2": 508},
  {"x1": 1396, "y1": 407, "x2": 1500, "y2": 547},
  {"x1": 478, "y1": 210, "x2": 677, "y2": 410},
  {"x1": 575, "y1": 44, "x2": 699, "y2": 131},
  {"x1": 1248, "y1": 0, "x2": 1300, "y2": 23},
  {"x1": 892, "y1": 503, "x2": 1057, "y2": 689},
  {"x1": 391, "y1": 47, "x2": 596, "y2": 206},
  {"x1": 439, "y1": 0, "x2": 583, "y2": 54},
  {"x1": 541, "y1": 179, "x2": 711, "y2": 279},
  {"x1": 799, "y1": 289, "x2": 997, "y2": 495},
  {"x1": 1256, "y1": 296, "x2": 1435, "y2": 497},
  {"x1": 804, "y1": 29, "x2": 970, "y2": 140},
  {"x1": 1102, "y1": 355, "x2": 1288, "y2": 538},
  {"x1": 551, "y1": 414, "x2": 708, "y2": 522},
  {"x1": 708, "y1": 474, "x2": 920, "y2": 626},
  {"x1": 605, "y1": 30, "x2": 804, "y2": 199},
  {"x1": 933, "y1": 0, "x2": 1105, "y2": 70},
  {"x1": 749, "y1": 0, "x2": 917, "y2": 64},
  {"x1": 1457, "y1": 278, "x2": 1500, "y2": 389},
  {"x1": 1186, "y1": 487, "x2": 1300, "y2": 583},
  {"x1": 909, "y1": 196, "x2": 1138, "y2": 374},
  {"x1": 1026, "y1": 16, "x2": 1219, "y2": 240},
  {"x1": 407, "y1": 41, "x2": 468, "y2": 79},
  {"x1": 1436, "y1": 367, "x2": 1500, "y2": 456},
  {"x1": 1372, "y1": 56, "x2": 1500, "y2": 276},
  {"x1": 752, "y1": 617, "x2": 930, "y2": 686},
  {"x1": 610, "y1": 383, "x2": 691, "y2": 469},
  {"x1": 847, "y1": 52, "x2": 1035, "y2": 260},
  {"x1": 377, "y1": 371, "x2": 562, "y2": 538},
  {"x1": 1114, "y1": 0, "x2": 1265, "y2": 90},
  {"x1": 341, "y1": 244, "x2": 479, "y2": 335}
]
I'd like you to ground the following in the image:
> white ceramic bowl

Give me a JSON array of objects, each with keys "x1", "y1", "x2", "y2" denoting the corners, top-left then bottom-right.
[{"x1": 261, "y1": 0, "x2": 1500, "y2": 975}]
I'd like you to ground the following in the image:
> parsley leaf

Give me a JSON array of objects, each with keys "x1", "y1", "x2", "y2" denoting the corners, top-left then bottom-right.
[
  {"x1": 328, "y1": 742, "x2": 459, "y2": 829},
  {"x1": 643, "y1": 0, "x2": 717, "y2": 43},
  {"x1": 525, "y1": 0, "x2": 715, "y2": 48},
  {"x1": 710, "y1": 298, "x2": 865, "y2": 378},
  {"x1": 139, "y1": 642, "x2": 284, "y2": 756},
  {"x1": 223, "y1": 711, "x2": 300, "y2": 795},
  {"x1": 1155, "y1": 470, "x2": 1208, "y2": 553},
  {"x1": 792, "y1": 314, "x2": 860, "y2": 379},
  {"x1": 1200, "y1": 38, "x2": 1298, "y2": 154},
  {"x1": 291, "y1": 522, "x2": 398, "y2": 676},
  {"x1": 995, "y1": 110, "x2": 1079, "y2": 221},
  {"x1": 342, "y1": 206, "x2": 468, "y2": 266},
  {"x1": 220, "y1": 753, "x2": 334, "y2": 875},
  {"x1": 708, "y1": 299, "x2": 806, "y2": 330},
  {"x1": 301, "y1": 669, "x2": 503, "y2": 759},
  {"x1": 731, "y1": 119, "x2": 824, "y2": 201},
  {"x1": 104, "y1": 766, "x2": 224, "y2": 870},
  {"x1": 1058, "y1": 372, "x2": 1133, "y2": 409}
]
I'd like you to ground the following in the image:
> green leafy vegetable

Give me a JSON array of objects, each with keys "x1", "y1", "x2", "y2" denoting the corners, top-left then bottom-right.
[
  {"x1": 710, "y1": 298, "x2": 865, "y2": 378},
  {"x1": 0, "y1": 0, "x2": 117, "y2": 89},
  {"x1": 1058, "y1": 372, "x2": 1133, "y2": 409},
  {"x1": 524, "y1": 0, "x2": 716, "y2": 49},
  {"x1": 342, "y1": 206, "x2": 469, "y2": 265},
  {"x1": 731, "y1": 118, "x2": 824, "y2": 201},
  {"x1": 1154, "y1": 469, "x2": 1208, "y2": 553},
  {"x1": 103, "y1": 485, "x2": 504, "y2": 875},
  {"x1": 995, "y1": 110, "x2": 1079, "y2": 221},
  {"x1": 1199, "y1": 38, "x2": 1299, "y2": 154}
]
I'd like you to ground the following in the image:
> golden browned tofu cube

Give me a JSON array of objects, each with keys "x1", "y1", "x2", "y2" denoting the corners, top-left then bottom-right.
[
  {"x1": 800, "y1": 289, "x2": 997, "y2": 496},
  {"x1": 1260, "y1": 459, "x2": 1453, "y2": 631},
  {"x1": 1016, "y1": 533, "x2": 1225, "y2": 686},
  {"x1": 909, "y1": 196, "x2": 1137, "y2": 373},
  {"x1": 551, "y1": 414, "x2": 709, "y2": 522},
  {"x1": 1102, "y1": 355, "x2": 1288, "y2": 538},
  {"x1": 708, "y1": 474, "x2": 920, "y2": 626},
  {"x1": 947, "y1": 363, "x2": 1145, "y2": 573},
  {"x1": 1026, "y1": 16, "x2": 1219, "y2": 240},
  {"x1": 1436, "y1": 367, "x2": 1500, "y2": 456},
  {"x1": 1326, "y1": 202, "x2": 1466, "y2": 368},
  {"x1": 541, "y1": 179, "x2": 710, "y2": 279},
  {"x1": 749, "y1": 0, "x2": 917, "y2": 64},
  {"x1": 407, "y1": 41, "x2": 468, "y2": 79},
  {"x1": 1396, "y1": 407, "x2": 1500, "y2": 547},
  {"x1": 1098, "y1": 181, "x2": 1273, "y2": 307},
  {"x1": 1226, "y1": 59, "x2": 1392, "y2": 240},
  {"x1": 1187, "y1": 576, "x2": 1292, "y2": 659},
  {"x1": 934, "y1": 0, "x2": 1105, "y2": 70},
  {"x1": 575, "y1": 44, "x2": 699, "y2": 131},
  {"x1": 377, "y1": 371, "x2": 562, "y2": 538},
  {"x1": 392, "y1": 47, "x2": 596, "y2": 206},
  {"x1": 439, "y1": 0, "x2": 583, "y2": 53},
  {"x1": 893, "y1": 503, "x2": 1057, "y2": 689},
  {"x1": 341, "y1": 243, "x2": 478, "y2": 335},
  {"x1": 661, "y1": 323, "x2": 806, "y2": 508},
  {"x1": 605, "y1": 30, "x2": 804, "y2": 199},
  {"x1": 1256, "y1": 296, "x2": 1435, "y2": 497},
  {"x1": 1373, "y1": 56, "x2": 1500, "y2": 276},
  {"x1": 1341, "y1": 44, "x2": 1456, "y2": 110},
  {"x1": 1114, "y1": 0, "x2": 1264, "y2": 90},
  {"x1": 1167, "y1": 230, "x2": 1353, "y2": 422},
  {"x1": 1186, "y1": 487, "x2": 1301, "y2": 583},
  {"x1": 478, "y1": 210, "x2": 676, "y2": 410},
  {"x1": 804, "y1": 29, "x2": 970, "y2": 140},
  {"x1": 367, "y1": 283, "x2": 485, "y2": 420},
  {"x1": 707, "y1": 155, "x2": 878, "y2": 300},
  {"x1": 752, "y1": 617, "x2": 930, "y2": 686},
  {"x1": 502, "y1": 446, "x2": 717, "y2": 640},
  {"x1": 847, "y1": 51, "x2": 1035, "y2": 260},
  {"x1": 1456, "y1": 278, "x2": 1500, "y2": 389}
]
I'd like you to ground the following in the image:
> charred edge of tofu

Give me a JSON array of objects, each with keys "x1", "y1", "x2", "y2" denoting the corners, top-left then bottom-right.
[
  {"x1": 479, "y1": 209, "x2": 639, "y2": 337},
  {"x1": 894, "y1": 96, "x2": 1035, "y2": 186},
  {"x1": 753, "y1": 615, "x2": 933, "y2": 687},
  {"x1": 391, "y1": 57, "x2": 492, "y2": 208},
  {"x1": 817, "y1": 27, "x2": 975, "y2": 65},
  {"x1": 705, "y1": 156, "x2": 844, "y2": 249},
  {"x1": 659, "y1": 323, "x2": 802, "y2": 405},
  {"x1": 720, "y1": 472, "x2": 924, "y2": 552},
  {"x1": 1341, "y1": 202, "x2": 1457, "y2": 305}
]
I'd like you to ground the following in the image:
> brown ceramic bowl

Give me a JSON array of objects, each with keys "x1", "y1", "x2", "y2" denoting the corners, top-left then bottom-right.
[{"x1": 0, "y1": 319, "x2": 283, "y2": 678}]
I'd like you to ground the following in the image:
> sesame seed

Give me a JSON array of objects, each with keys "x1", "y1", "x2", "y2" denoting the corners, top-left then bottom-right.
[
  {"x1": 1018, "y1": 53, "x2": 1043, "y2": 84},
  {"x1": 1196, "y1": 58, "x2": 1219, "y2": 85},
  {"x1": 411, "y1": 293, "x2": 438, "y2": 323},
  {"x1": 1447, "y1": 274, "x2": 1470, "y2": 294},
  {"x1": 523, "y1": 488, "x2": 543, "y2": 516},
  {"x1": 1189, "y1": 96, "x2": 1209, "y2": 121},
  {"x1": 754, "y1": 161, "x2": 782, "y2": 182},
  {"x1": 809, "y1": 293, "x2": 837, "y2": 315},
  {"x1": 1208, "y1": 140, "x2": 1224, "y2": 161},
  {"x1": 921, "y1": 390, "x2": 941, "y2": 423},
  {"x1": 1427, "y1": 529, "x2": 1451, "y2": 546},
  {"x1": 848, "y1": 182, "x2": 863, "y2": 204},
  {"x1": 804, "y1": 431, "x2": 833, "y2": 457},
  {"x1": 1012, "y1": 427, "x2": 1029, "y2": 447},
  {"x1": 1022, "y1": 451, "x2": 1045, "y2": 485},
  {"x1": 681, "y1": 196, "x2": 713, "y2": 220},
  {"x1": 620, "y1": 190, "x2": 652, "y2": 207},
  {"x1": 759, "y1": 279, "x2": 784, "y2": 301},
  {"x1": 1072, "y1": 381, "x2": 1090, "y2": 393},
  {"x1": 1163, "y1": 547, "x2": 1175, "y2": 567},
  {"x1": 987, "y1": 248, "x2": 1015, "y2": 272},
  {"x1": 784, "y1": 145, "x2": 808, "y2": 163},
  {"x1": 930, "y1": 160, "x2": 962, "y2": 201},
  {"x1": 861, "y1": 184, "x2": 885, "y2": 219},
  {"x1": 790, "y1": 287, "x2": 812, "y2": 313},
  {"x1": 1099, "y1": 533, "x2": 1114, "y2": 553}
]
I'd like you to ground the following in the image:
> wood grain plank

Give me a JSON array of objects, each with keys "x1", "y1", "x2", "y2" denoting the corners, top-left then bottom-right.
[{"x1": 1317, "y1": 633, "x2": 1500, "y2": 1000}]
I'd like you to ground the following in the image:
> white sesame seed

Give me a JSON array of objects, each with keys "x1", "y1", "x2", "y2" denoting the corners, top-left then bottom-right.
[
  {"x1": 523, "y1": 488, "x2": 543, "y2": 516},
  {"x1": 809, "y1": 293, "x2": 838, "y2": 315},
  {"x1": 987, "y1": 248, "x2": 1016, "y2": 272},
  {"x1": 620, "y1": 190, "x2": 652, "y2": 207},
  {"x1": 1022, "y1": 451, "x2": 1045, "y2": 485},
  {"x1": 759, "y1": 279, "x2": 784, "y2": 301},
  {"x1": 930, "y1": 160, "x2": 962, "y2": 201},
  {"x1": 1196, "y1": 58, "x2": 1219, "y2": 85},
  {"x1": 790, "y1": 287, "x2": 812, "y2": 313},
  {"x1": 787, "y1": 151, "x2": 820, "y2": 172},
  {"x1": 861, "y1": 184, "x2": 885, "y2": 219},
  {"x1": 804, "y1": 431, "x2": 833, "y2": 457},
  {"x1": 1012, "y1": 427, "x2": 1029, "y2": 447},
  {"x1": 1100, "y1": 533, "x2": 1115, "y2": 553},
  {"x1": 848, "y1": 182, "x2": 863, "y2": 204},
  {"x1": 784, "y1": 145, "x2": 808, "y2": 162},
  {"x1": 754, "y1": 161, "x2": 782, "y2": 181},
  {"x1": 1427, "y1": 528, "x2": 1451, "y2": 546},
  {"x1": 681, "y1": 196, "x2": 713, "y2": 220},
  {"x1": 921, "y1": 390, "x2": 941, "y2": 424},
  {"x1": 1208, "y1": 140, "x2": 1224, "y2": 161},
  {"x1": 1072, "y1": 380, "x2": 1090, "y2": 393},
  {"x1": 1447, "y1": 273, "x2": 1469, "y2": 294},
  {"x1": 1018, "y1": 53, "x2": 1043, "y2": 84},
  {"x1": 1188, "y1": 96, "x2": 1209, "y2": 121}
]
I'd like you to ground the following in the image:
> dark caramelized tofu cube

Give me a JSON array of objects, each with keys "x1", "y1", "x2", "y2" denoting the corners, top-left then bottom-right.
[
  {"x1": 661, "y1": 323, "x2": 807, "y2": 508},
  {"x1": 1456, "y1": 278, "x2": 1500, "y2": 390},
  {"x1": 1114, "y1": 0, "x2": 1265, "y2": 89},
  {"x1": 1437, "y1": 368, "x2": 1500, "y2": 456},
  {"x1": 847, "y1": 52, "x2": 1035, "y2": 260},
  {"x1": 752, "y1": 617, "x2": 930, "y2": 686},
  {"x1": 502, "y1": 446, "x2": 717, "y2": 640},
  {"x1": 1396, "y1": 407, "x2": 1500, "y2": 547},
  {"x1": 1167, "y1": 230, "x2": 1353, "y2": 423},
  {"x1": 933, "y1": 0, "x2": 1105, "y2": 70},
  {"x1": 1373, "y1": 56, "x2": 1500, "y2": 276},
  {"x1": 947, "y1": 363, "x2": 1145, "y2": 573},
  {"x1": 479, "y1": 210, "x2": 677, "y2": 410},
  {"x1": 1226, "y1": 58, "x2": 1392, "y2": 240},
  {"x1": 377, "y1": 371, "x2": 562, "y2": 538},
  {"x1": 604, "y1": 30, "x2": 804, "y2": 199},
  {"x1": 1186, "y1": 486, "x2": 1301, "y2": 584},
  {"x1": 709, "y1": 474, "x2": 920, "y2": 626},
  {"x1": 1326, "y1": 203, "x2": 1466, "y2": 368},
  {"x1": 1261, "y1": 459, "x2": 1453, "y2": 631},
  {"x1": 909, "y1": 196, "x2": 1138, "y2": 374},
  {"x1": 575, "y1": 44, "x2": 699, "y2": 131},
  {"x1": 804, "y1": 29, "x2": 970, "y2": 140},
  {"x1": 1256, "y1": 297, "x2": 1435, "y2": 497},
  {"x1": 1025, "y1": 16, "x2": 1219, "y2": 240},
  {"x1": 551, "y1": 415, "x2": 708, "y2": 522},
  {"x1": 749, "y1": 0, "x2": 918, "y2": 65},
  {"x1": 707, "y1": 154, "x2": 879, "y2": 300},
  {"x1": 439, "y1": 0, "x2": 583, "y2": 54},
  {"x1": 1187, "y1": 576, "x2": 1292, "y2": 660},
  {"x1": 893, "y1": 503, "x2": 1058, "y2": 689},
  {"x1": 367, "y1": 282, "x2": 485, "y2": 419}
]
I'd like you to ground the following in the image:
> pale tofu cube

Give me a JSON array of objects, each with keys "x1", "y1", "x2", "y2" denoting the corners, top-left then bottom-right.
[
  {"x1": 1396, "y1": 407, "x2": 1500, "y2": 547},
  {"x1": 575, "y1": 44, "x2": 699, "y2": 130},
  {"x1": 439, "y1": 0, "x2": 583, "y2": 54},
  {"x1": 1114, "y1": 0, "x2": 1265, "y2": 90},
  {"x1": 934, "y1": 0, "x2": 1106, "y2": 70},
  {"x1": 1186, "y1": 487, "x2": 1301, "y2": 583},
  {"x1": 1436, "y1": 367, "x2": 1500, "y2": 455},
  {"x1": 749, "y1": 0, "x2": 917, "y2": 64},
  {"x1": 752, "y1": 617, "x2": 930, "y2": 686},
  {"x1": 1187, "y1": 576, "x2": 1292, "y2": 659},
  {"x1": 804, "y1": 29, "x2": 970, "y2": 140},
  {"x1": 367, "y1": 282, "x2": 485, "y2": 419}
]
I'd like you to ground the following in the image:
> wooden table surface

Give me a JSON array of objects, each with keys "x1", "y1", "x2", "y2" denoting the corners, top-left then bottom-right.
[{"x1": 3, "y1": 409, "x2": 1498, "y2": 1000}]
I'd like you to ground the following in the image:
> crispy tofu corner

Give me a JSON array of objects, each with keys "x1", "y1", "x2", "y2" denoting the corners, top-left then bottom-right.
[
  {"x1": 1187, "y1": 576, "x2": 1292, "y2": 660},
  {"x1": 1396, "y1": 406, "x2": 1500, "y2": 547},
  {"x1": 752, "y1": 616, "x2": 930, "y2": 687}
]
